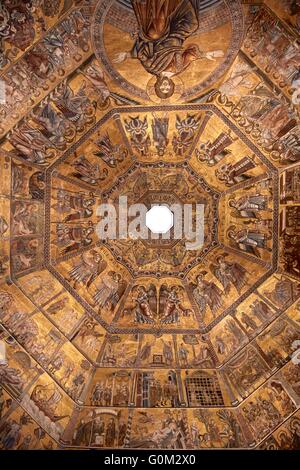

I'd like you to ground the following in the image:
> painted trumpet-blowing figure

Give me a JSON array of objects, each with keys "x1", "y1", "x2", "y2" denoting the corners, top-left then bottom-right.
[{"x1": 113, "y1": 0, "x2": 224, "y2": 98}]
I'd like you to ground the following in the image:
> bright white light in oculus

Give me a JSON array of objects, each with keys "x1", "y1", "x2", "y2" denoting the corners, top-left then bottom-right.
[{"x1": 146, "y1": 205, "x2": 174, "y2": 234}]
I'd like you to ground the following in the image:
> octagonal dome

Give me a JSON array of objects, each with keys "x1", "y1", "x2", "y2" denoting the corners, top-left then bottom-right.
[{"x1": 0, "y1": 0, "x2": 299, "y2": 453}]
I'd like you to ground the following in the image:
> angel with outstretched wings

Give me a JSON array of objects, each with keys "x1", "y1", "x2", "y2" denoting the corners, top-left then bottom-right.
[
  {"x1": 68, "y1": 250, "x2": 107, "y2": 288},
  {"x1": 128, "y1": 284, "x2": 157, "y2": 324},
  {"x1": 159, "y1": 284, "x2": 191, "y2": 324},
  {"x1": 191, "y1": 272, "x2": 223, "y2": 319},
  {"x1": 93, "y1": 271, "x2": 127, "y2": 312},
  {"x1": 210, "y1": 254, "x2": 248, "y2": 295}
]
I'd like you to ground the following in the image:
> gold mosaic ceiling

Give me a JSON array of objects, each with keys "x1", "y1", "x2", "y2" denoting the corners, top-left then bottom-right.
[{"x1": 0, "y1": 0, "x2": 300, "y2": 451}]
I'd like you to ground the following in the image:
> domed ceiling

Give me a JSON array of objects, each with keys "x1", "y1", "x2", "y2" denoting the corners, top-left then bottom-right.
[{"x1": 0, "y1": 0, "x2": 300, "y2": 451}]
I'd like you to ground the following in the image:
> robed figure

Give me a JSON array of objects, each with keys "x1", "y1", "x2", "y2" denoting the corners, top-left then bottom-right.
[{"x1": 113, "y1": 0, "x2": 223, "y2": 98}]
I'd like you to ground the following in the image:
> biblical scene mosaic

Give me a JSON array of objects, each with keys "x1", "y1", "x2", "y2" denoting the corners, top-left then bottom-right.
[{"x1": 0, "y1": 0, "x2": 299, "y2": 451}]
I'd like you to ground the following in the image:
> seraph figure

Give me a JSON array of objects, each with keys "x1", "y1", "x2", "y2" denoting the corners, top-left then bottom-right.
[
  {"x1": 124, "y1": 116, "x2": 151, "y2": 156},
  {"x1": 172, "y1": 113, "x2": 201, "y2": 156}
]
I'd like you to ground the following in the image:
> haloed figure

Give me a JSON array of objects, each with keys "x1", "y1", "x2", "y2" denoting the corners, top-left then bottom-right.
[{"x1": 113, "y1": 0, "x2": 224, "y2": 97}]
